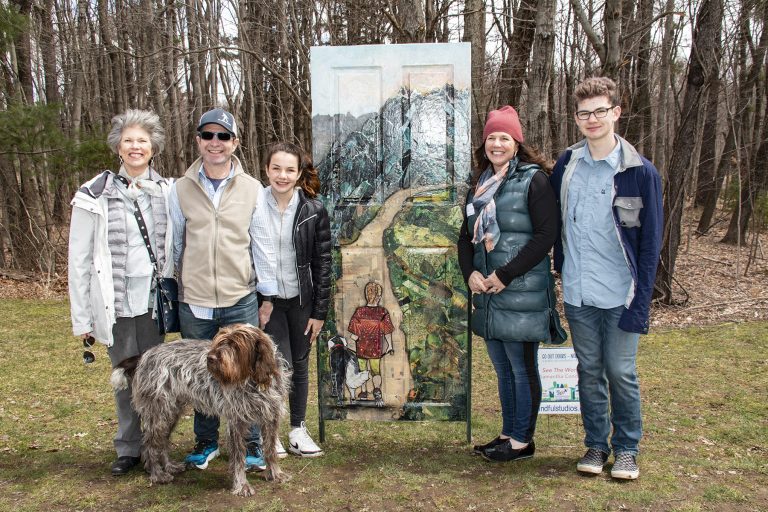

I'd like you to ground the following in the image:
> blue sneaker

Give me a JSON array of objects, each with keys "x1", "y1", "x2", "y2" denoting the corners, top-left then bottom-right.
[
  {"x1": 245, "y1": 443, "x2": 267, "y2": 472},
  {"x1": 185, "y1": 439, "x2": 219, "y2": 469}
]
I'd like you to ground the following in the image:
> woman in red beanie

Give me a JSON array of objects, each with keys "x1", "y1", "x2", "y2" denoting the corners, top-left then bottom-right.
[{"x1": 457, "y1": 106, "x2": 566, "y2": 462}]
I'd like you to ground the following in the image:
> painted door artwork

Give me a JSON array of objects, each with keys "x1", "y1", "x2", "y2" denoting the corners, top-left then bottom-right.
[{"x1": 311, "y1": 43, "x2": 472, "y2": 427}]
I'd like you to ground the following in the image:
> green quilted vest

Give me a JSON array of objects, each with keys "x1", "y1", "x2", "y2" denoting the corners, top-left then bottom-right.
[{"x1": 467, "y1": 162, "x2": 566, "y2": 343}]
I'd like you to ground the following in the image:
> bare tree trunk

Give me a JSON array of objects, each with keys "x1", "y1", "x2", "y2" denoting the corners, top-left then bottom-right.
[
  {"x1": 602, "y1": 0, "x2": 621, "y2": 79},
  {"x1": 526, "y1": 0, "x2": 555, "y2": 155},
  {"x1": 163, "y1": 0, "x2": 185, "y2": 176},
  {"x1": 498, "y1": 0, "x2": 537, "y2": 107},
  {"x1": 392, "y1": 0, "x2": 426, "y2": 42},
  {"x1": 653, "y1": 0, "x2": 677, "y2": 174},
  {"x1": 721, "y1": 2, "x2": 768, "y2": 244},
  {"x1": 187, "y1": 0, "x2": 204, "y2": 120},
  {"x1": 98, "y1": 0, "x2": 122, "y2": 114},
  {"x1": 10, "y1": 0, "x2": 34, "y2": 103},
  {"x1": 623, "y1": 0, "x2": 652, "y2": 152},
  {"x1": 38, "y1": 0, "x2": 72, "y2": 223},
  {"x1": 38, "y1": 0, "x2": 61, "y2": 106},
  {"x1": 694, "y1": 76, "x2": 722, "y2": 208},
  {"x1": 697, "y1": 110, "x2": 734, "y2": 235},
  {"x1": 657, "y1": 0, "x2": 724, "y2": 303},
  {"x1": 463, "y1": 0, "x2": 485, "y2": 150}
]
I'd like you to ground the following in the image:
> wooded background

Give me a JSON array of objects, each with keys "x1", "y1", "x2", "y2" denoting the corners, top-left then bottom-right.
[{"x1": 0, "y1": 0, "x2": 765, "y2": 304}]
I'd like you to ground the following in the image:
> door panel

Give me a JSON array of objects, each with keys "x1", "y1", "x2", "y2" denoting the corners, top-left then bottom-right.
[{"x1": 312, "y1": 43, "x2": 471, "y2": 421}]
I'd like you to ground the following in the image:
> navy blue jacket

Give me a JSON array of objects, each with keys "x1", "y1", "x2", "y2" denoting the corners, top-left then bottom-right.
[{"x1": 550, "y1": 137, "x2": 663, "y2": 334}]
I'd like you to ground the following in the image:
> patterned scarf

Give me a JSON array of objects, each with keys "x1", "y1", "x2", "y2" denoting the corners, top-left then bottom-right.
[
  {"x1": 471, "y1": 158, "x2": 517, "y2": 251},
  {"x1": 118, "y1": 166, "x2": 163, "y2": 200}
]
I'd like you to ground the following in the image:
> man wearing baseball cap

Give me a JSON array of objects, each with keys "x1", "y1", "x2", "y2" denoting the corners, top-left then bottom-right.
[{"x1": 168, "y1": 107, "x2": 278, "y2": 472}]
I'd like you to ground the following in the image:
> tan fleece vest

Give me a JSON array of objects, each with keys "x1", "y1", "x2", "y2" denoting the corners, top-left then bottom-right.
[{"x1": 176, "y1": 157, "x2": 262, "y2": 307}]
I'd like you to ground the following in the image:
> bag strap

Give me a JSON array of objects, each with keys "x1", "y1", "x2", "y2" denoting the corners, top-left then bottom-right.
[{"x1": 113, "y1": 173, "x2": 161, "y2": 277}]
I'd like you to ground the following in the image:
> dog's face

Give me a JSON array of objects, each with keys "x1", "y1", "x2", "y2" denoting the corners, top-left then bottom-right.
[{"x1": 207, "y1": 324, "x2": 279, "y2": 387}]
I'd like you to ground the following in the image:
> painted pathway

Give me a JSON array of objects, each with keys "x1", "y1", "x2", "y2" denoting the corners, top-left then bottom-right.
[{"x1": 337, "y1": 184, "x2": 445, "y2": 420}]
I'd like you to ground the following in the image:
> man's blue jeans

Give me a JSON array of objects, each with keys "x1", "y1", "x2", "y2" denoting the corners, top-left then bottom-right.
[
  {"x1": 564, "y1": 303, "x2": 641, "y2": 455},
  {"x1": 179, "y1": 292, "x2": 262, "y2": 446},
  {"x1": 484, "y1": 339, "x2": 541, "y2": 444}
]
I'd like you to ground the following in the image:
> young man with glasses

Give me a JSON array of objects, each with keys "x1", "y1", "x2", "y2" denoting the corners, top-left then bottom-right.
[
  {"x1": 168, "y1": 108, "x2": 278, "y2": 472},
  {"x1": 550, "y1": 77, "x2": 663, "y2": 480}
]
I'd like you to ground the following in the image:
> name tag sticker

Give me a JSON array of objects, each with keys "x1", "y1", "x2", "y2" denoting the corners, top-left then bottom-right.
[{"x1": 466, "y1": 204, "x2": 475, "y2": 216}]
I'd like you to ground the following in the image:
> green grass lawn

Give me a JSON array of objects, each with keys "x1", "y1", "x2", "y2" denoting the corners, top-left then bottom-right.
[{"x1": 0, "y1": 298, "x2": 766, "y2": 511}]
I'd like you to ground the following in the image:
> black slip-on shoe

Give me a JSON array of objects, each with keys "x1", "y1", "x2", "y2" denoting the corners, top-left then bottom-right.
[
  {"x1": 481, "y1": 440, "x2": 535, "y2": 462},
  {"x1": 111, "y1": 456, "x2": 141, "y2": 476},
  {"x1": 472, "y1": 436, "x2": 504, "y2": 455}
]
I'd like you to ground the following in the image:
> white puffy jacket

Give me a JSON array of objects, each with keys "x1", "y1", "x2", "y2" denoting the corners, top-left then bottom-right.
[{"x1": 68, "y1": 171, "x2": 174, "y2": 346}]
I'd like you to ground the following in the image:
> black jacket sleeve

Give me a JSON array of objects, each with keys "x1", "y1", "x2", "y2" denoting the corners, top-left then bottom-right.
[
  {"x1": 310, "y1": 204, "x2": 333, "y2": 320},
  {"x1": 494, "y1": 171, "x2": 558, "y2": 286},
  {"x1": 457, "y1": 191, "x2": 476, "y2": 284}
]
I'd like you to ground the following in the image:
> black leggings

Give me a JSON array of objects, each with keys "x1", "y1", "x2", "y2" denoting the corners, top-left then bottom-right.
[{"x1": 264, "y1": 296, "x2": 312, "y2": 427}]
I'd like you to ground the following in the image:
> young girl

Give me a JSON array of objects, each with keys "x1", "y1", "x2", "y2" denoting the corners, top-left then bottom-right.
[{"x1": 261, "y1": 142, "x2": 332, "y2": 457}]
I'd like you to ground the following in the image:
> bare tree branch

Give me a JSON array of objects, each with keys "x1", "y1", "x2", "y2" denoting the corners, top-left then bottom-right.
[{"x1": 569, "y1": 0, "x2": 606, "y2": 63}]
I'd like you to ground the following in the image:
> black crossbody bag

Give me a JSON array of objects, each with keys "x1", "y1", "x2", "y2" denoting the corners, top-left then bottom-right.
[{"x1": 115, "y1": 174, "x2": 180, "y2": 335}]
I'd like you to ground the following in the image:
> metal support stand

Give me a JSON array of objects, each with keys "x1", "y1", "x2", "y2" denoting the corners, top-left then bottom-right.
[
  {"x1": 318, "y1": 339, "x2": 325, "y2": 443},
  {"x1": 466, "y1": 306, "x2": 472, "y2": 444}
]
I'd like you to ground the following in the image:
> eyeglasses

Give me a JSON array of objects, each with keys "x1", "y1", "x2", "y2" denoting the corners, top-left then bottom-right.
[
  {"x1": 83, "y1": 336, "x2": 96, "y2": 364},
  {"x1": 575, "y1": 106, "x2": 616, "y2": 121},
  {"x1": 198, "y1": 131, "x2": 232, "y2": 141}
]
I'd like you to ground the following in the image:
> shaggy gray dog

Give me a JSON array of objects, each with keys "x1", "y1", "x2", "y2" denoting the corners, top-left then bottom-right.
[{"x1": 111, "y1": 323, "x2": 291, "y2": 496}]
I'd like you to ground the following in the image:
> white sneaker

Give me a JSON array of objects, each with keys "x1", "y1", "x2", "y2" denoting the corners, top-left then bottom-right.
[
  {"x1": 288, "y1": 421, "x2": 324, "y2": 457},
  {"x1": 276, "y1": 437, "x2": 288, "y2": 459}
]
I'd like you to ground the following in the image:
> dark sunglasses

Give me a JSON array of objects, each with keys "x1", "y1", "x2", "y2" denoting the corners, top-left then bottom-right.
[
  {"x1": 199, "y1": 131, "x2": 232, "y2": 141},
  {"x1": 83, "y1": 336, "x2": 96, "y2": 364}
]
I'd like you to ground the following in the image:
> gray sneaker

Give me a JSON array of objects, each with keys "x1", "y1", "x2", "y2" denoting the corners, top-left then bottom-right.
[
  {"x1": 611, "y1": 452, "x2": 639, "y2": 480},
  {"x1": 576, "y1": 448, "x2": 609, "y2": 474}
]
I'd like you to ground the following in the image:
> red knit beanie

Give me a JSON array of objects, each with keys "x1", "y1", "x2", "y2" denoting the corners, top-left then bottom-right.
[{"x1": 482, "y1": 106, "x2": 524, "y2": 143}]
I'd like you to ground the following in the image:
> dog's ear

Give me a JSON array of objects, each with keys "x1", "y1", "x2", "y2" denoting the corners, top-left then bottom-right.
[
  {"x1": 246, "y1": 325, "x2": 279, "y2": 388},
  {"x1": 209, "y1": 325, "x2": 252, "y2": 385}
]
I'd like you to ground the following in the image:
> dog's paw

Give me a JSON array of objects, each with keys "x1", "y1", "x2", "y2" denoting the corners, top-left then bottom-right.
[
  {"x1": 265, "y1": 469, "x2": 291, "y2": 483},
  {"x1": 232, "y1": 482, "x2": 256, "y2": 497},
  {"x1": 165, "y1": 462, "x2": 186, "y2": 475},
  {"x1": 149, "y1": 471, "x2": 174, "y2": 484}
]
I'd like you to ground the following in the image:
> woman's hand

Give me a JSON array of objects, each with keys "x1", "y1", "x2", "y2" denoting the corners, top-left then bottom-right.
[
  {"x1": 258, "y1": 302, "x2": 273, "y2": 328},
  {"x1": 483, "y1": 272, "x2": 506, "y2": 294},
  {"x1": 468, "y1": 271, "x2": 489, "y2": 294},
  {"x1": 304, "y1": 318, "x2": 324, "y2": 344}
]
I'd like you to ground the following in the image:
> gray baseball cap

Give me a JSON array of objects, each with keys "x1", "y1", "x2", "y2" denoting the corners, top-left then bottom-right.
[{"x1": 197, "y1": 108, "x2": 238, "y2": 136}]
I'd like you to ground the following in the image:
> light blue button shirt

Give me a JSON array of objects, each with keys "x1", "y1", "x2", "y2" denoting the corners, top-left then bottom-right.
[
  {"x1": 562, "y1": 139, "x2": 631, "y2": 308},
  {"x1": 264, "y1": 187, "x2": 300, "y2": 300}
]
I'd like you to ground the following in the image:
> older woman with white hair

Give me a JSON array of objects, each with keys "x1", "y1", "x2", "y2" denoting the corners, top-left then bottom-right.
[{"x1": 68, "y1": 109, "x2": 174, "y2": 476}]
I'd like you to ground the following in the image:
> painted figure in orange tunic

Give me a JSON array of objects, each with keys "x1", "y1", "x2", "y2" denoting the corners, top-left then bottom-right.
[{"x1": 347, "y1": 281, "x2": 394, "y2": 405}]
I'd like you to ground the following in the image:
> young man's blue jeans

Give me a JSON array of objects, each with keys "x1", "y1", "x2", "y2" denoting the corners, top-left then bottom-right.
[
  {"x1": 564, "y1": 303, "x2": 641, "y2": 456},
  {"x1": 484, "y1": 339, "x2": 541, "y2": 443},
  {"x1": 179, "y1": 292, "x2": 262, "y2": 446}
]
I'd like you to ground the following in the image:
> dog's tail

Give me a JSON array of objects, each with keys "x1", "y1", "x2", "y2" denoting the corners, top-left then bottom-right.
[{"x1": 110, "y1": 355, "x2": 141, "y2": 391}]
